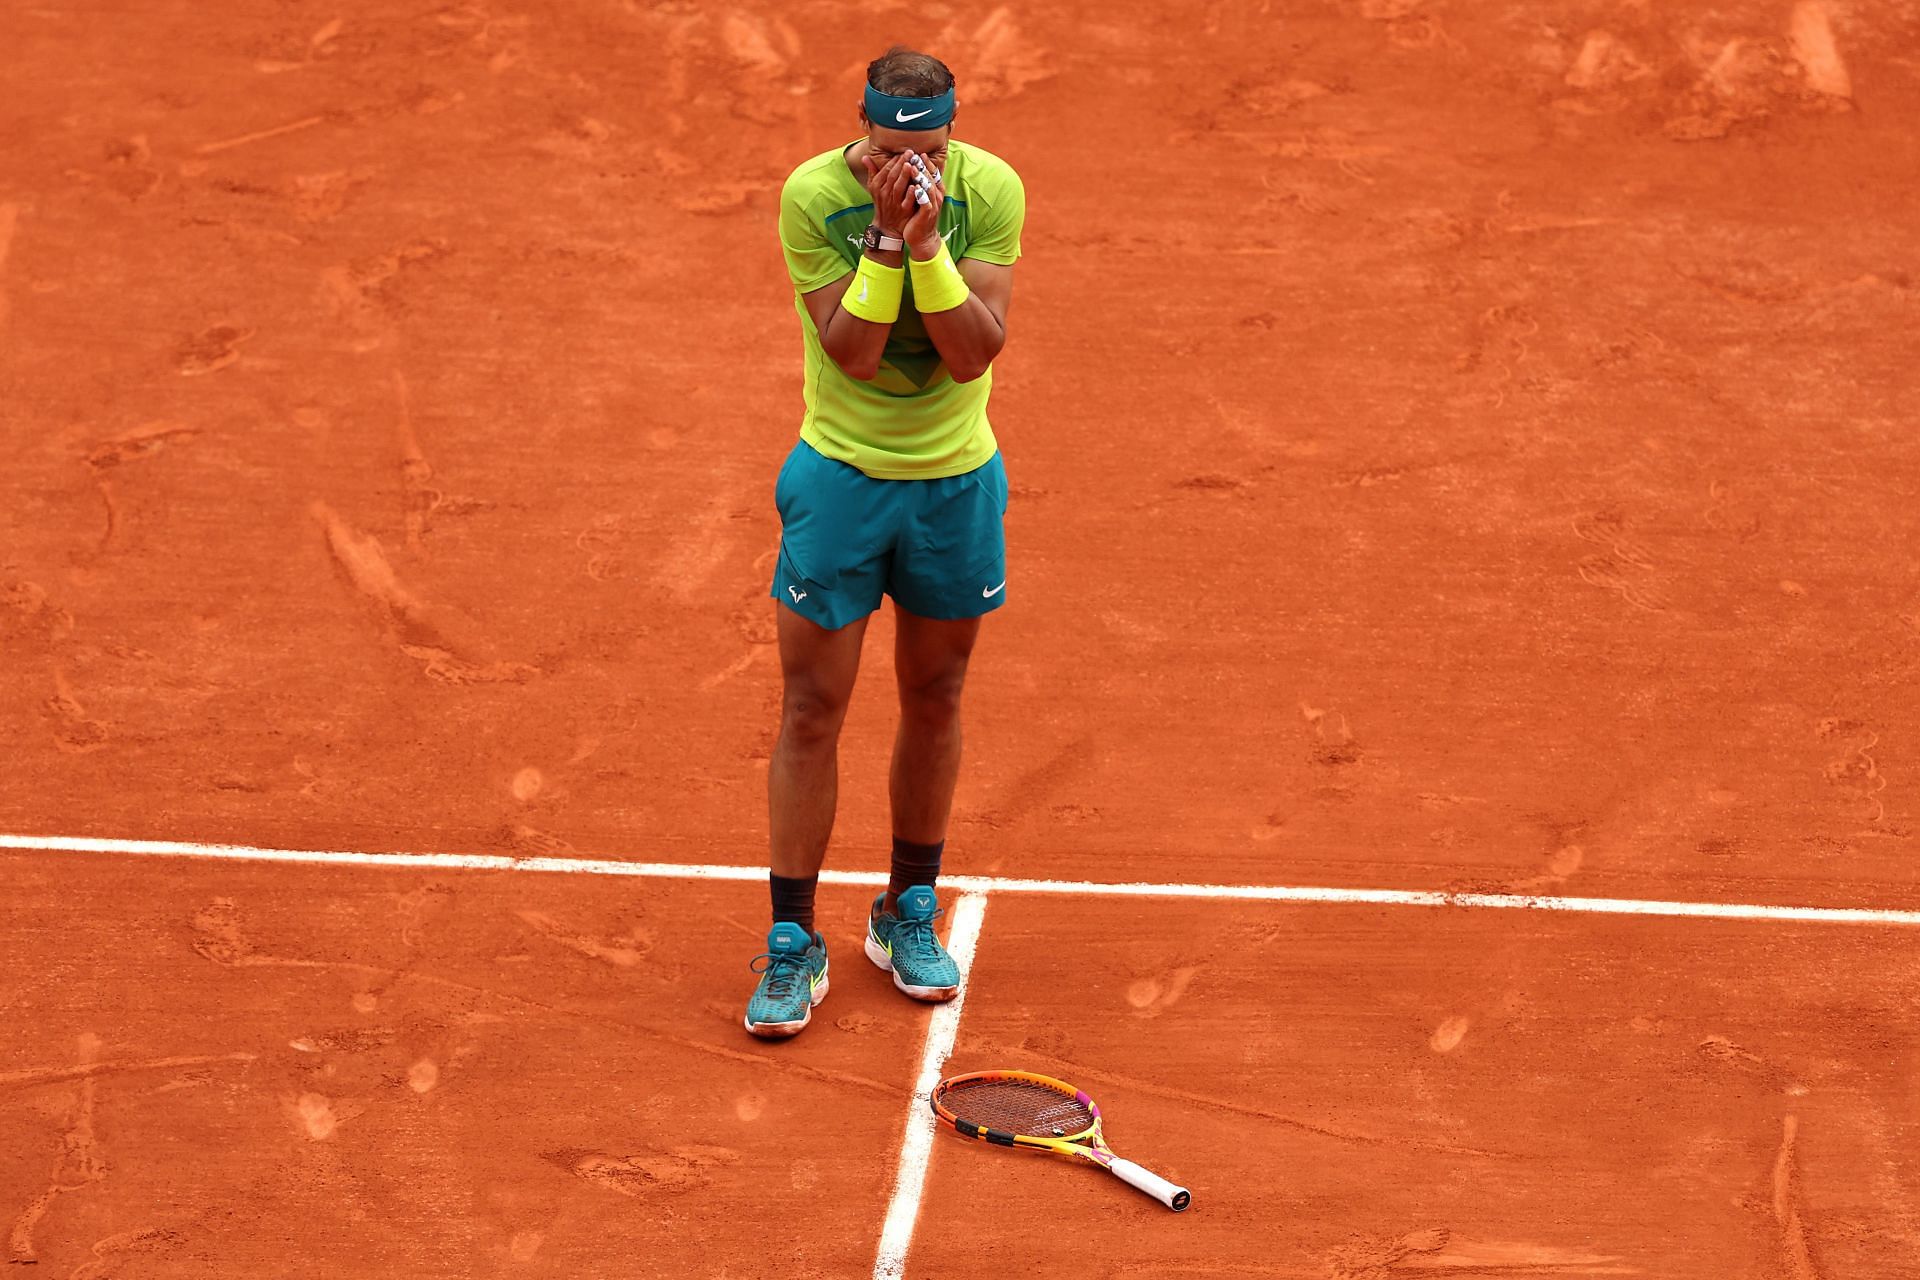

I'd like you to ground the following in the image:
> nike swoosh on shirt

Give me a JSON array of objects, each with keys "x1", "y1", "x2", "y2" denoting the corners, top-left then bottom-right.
[
  {"x1": 982, "y1": 581, "x2": 1006, "y2": 598},
  {"x1": 895, "y1": 108, "x2": 933, "y2": 123}
]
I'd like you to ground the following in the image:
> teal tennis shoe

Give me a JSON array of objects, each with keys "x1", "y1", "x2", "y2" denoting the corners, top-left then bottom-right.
[
  {"x1": 744, "y1": 922, "x2": 829, "y2": 1038},
  {"x1": 864, "y1": 885, "x2": 960, "y2": 1001}
]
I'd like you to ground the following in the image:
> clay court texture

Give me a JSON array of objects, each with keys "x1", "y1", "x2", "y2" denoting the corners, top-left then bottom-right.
[{"x1": 3, "y1": 0, "x2": 1919, "y2": 1276}]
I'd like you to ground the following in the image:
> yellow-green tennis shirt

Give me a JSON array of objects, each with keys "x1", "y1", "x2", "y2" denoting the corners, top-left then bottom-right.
[{"x1": 778, "y1": 139, "x2": 1025, "y2": 480}]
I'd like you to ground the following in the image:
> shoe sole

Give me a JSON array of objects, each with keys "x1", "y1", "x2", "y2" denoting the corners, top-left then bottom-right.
[
  {"x1": 864, "y1": 933, "x2": 958, "y2": 1002},
  {"x1": 744, "y1": 969, "x2": 830, "y2": 1039}
]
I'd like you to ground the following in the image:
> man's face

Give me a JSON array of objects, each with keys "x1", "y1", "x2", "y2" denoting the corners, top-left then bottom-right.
[{"x1": 856, "y1": 114, "x2": 952, "y2": 174}]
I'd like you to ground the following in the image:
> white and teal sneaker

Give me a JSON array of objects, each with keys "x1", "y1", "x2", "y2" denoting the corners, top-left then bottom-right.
[
  {"x1": 864, "y1": 885, "x2": 960, "y2": 1002},
  {"x1": 744, "y1": 922, "x2": 829, "y2": 1039}
]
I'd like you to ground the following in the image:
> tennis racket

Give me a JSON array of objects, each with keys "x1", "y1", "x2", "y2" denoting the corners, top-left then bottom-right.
[{"x1": 930, "y1": 1070, "x2": 1191, "y2": 1212}]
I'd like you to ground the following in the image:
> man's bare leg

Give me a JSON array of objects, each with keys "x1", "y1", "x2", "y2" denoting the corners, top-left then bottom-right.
[
  {"x1": 744, "y1": 602, "x2": 868, "y2": 1038},
  {"x1": 860, "y1": 604, "x2": 981, "y2": 1001},
  {"x1": 769, "y1": 603, "x2": 870, "y2": 881},
  {"x1": 887, "y1": 606, "x2": 981, "y2": 909}
]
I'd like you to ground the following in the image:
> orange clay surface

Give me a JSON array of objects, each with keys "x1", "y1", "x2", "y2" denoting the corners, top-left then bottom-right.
[{"x1": 4, "y1": 0, "x2": 1920, "y2": 1275}]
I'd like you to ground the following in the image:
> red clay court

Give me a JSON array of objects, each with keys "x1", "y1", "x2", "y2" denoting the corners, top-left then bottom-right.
[{"x1": 4, "y1": 1, "x2": 1919, "y2": 1276}]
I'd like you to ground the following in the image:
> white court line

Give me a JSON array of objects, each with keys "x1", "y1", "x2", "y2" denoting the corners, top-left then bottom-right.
[
  {"x1": 872, "y1": 891, "x2": 987, "y2": 1280},
  {"x1": 4, "y1": 833, "x2": 1920, "y2": 925}
]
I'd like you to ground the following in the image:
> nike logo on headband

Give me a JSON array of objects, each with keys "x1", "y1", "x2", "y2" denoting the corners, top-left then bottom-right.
[{"x1": 896, "y1": 108, "x2": 933, "y2": 123}]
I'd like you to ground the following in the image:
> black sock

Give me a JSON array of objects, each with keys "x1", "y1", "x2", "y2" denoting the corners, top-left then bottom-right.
[
  {"x1": 884, "y1": 837, "x2": 944, "y2": 913},
  {"x1": 769, "y1": 872, "x2": 817, "y2": 935}
]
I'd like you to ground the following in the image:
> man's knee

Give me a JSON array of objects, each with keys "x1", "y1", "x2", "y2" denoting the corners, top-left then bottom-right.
[
  {"x1": 780, "y1": 682, "x2": 852, "y2": 748},
  {"x1": 898, "y1": 664, "x2": 969, "y2": 725}
]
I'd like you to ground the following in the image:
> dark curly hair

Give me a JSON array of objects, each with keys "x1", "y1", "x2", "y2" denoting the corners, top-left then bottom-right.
[{"x1": 866, "y1": 46, "x2": 955, "y2": 97}]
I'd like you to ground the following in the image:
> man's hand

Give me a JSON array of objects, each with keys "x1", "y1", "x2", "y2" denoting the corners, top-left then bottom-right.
[
  {"x1": 861, "y1": 152, "x2": 917, "y2": 239},
  {"x1": 903, "y1": 153, "x2": 946, "y2": 260}
]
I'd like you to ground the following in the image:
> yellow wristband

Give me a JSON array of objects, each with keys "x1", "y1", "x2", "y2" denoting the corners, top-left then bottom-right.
[
  {"x1": 842, "y1": 255, "x2": 903, "y2": 324},
  {"x1": 908, "y1": 239, "x2": 971, "y2": 314}
]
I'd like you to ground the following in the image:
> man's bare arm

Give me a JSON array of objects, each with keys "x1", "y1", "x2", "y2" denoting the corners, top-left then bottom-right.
[
  {"x1": 916, "y1": 257, "x2": 1011, "y2": 385},
  {"x1": 893, "y1": 152, "x2": 1012, "y2": 385},
  {"x1": 797, "y1": 152, "x2": 922, "y2": 382},
  {"x1": 800, "y1": 263, "x2": 897, "y2": 383}
]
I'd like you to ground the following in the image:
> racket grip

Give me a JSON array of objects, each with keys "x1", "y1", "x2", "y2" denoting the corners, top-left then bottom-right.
[{"x1": 1109, "y1": 1158, "x2": 1191, "y2": 1212}]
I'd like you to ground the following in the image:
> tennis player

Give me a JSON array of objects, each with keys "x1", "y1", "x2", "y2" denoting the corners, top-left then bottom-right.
[{"x1": 745, "y1": 47, "x2": 1025, "y2": 1037}]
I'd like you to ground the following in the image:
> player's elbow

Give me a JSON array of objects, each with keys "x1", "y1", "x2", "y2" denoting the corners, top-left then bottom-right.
[
  {"x1": 949, "y1": 332, "x2": 1006, "y2": 384},
  {"x1": 949, "y1": 347, "x2": 1000, "y2": 384}
]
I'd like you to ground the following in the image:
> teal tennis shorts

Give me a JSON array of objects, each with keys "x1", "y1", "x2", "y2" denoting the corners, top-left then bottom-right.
[{"x1": 771, "y1": 440, "x2": 1008, "y2": 632}]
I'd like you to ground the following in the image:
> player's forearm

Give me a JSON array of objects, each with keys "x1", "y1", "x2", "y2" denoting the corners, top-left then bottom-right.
[
  {"x1": 821, "y1": 247, "x2": 905, "y2": 381},
  {"x1": 821, "y1": 311, "x2": 892, "y2": 381},
  {"x1": 918, "y1": 295, "x2": 1004, "y2": 384}
]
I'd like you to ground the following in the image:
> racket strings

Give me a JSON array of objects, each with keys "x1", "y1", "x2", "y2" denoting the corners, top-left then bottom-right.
[{"x1": 946, "y1": 1080, "x2": 1095, "y2": 1138}]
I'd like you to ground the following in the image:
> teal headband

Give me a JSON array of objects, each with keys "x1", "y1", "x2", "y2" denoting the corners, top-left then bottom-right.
[{"x1": 864, "y1": 83, "x2": 955, "y2": 131}]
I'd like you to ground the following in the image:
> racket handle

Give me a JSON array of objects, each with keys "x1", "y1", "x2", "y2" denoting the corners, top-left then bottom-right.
[{"x1": 1108, "y1": 1158, "x2": 1191, "y2": 1212}]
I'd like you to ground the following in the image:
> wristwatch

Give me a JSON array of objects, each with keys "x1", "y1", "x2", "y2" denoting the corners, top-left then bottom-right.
[{"x1": 862, "y1": 223, "x2": 905, "y2": 253}]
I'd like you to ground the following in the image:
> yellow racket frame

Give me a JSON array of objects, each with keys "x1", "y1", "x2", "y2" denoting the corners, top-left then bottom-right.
[{"x1": 930, "y1": 1069, "x2": 1192, "y2": 1211}]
